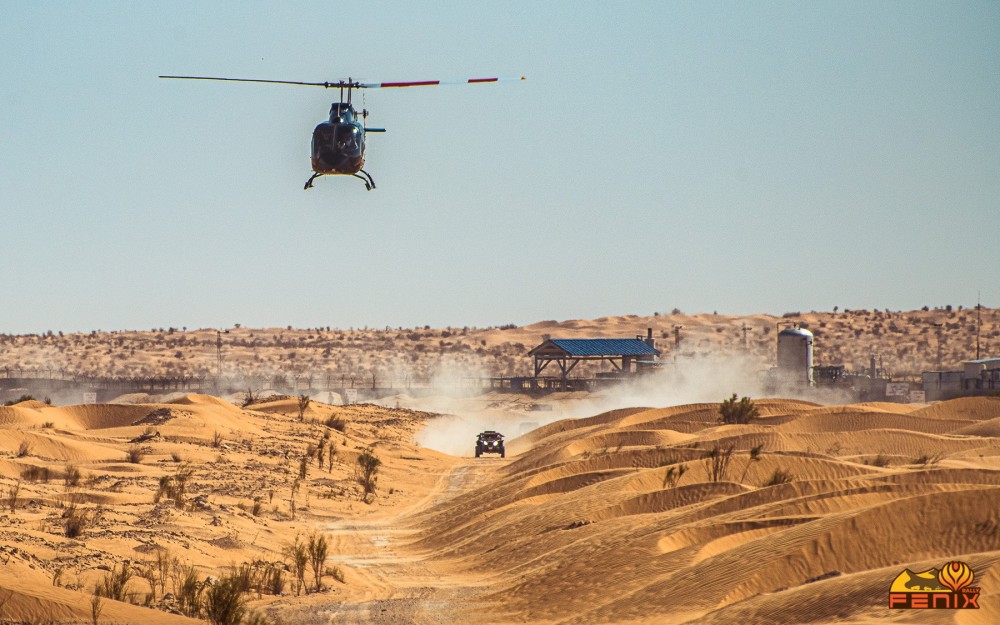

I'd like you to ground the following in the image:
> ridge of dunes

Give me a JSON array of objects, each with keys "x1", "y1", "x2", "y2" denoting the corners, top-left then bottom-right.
[{"x1": 408, "y1": 396, "x2": 1000, "y2": 624}]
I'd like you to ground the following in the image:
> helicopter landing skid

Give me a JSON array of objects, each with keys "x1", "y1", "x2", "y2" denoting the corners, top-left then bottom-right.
[
  {"x1": 304, "y1": 170, "x2": 376, "y2": 191},
  {"x1": 356, "y1": 169, "x2": 376, "y2": 190}
]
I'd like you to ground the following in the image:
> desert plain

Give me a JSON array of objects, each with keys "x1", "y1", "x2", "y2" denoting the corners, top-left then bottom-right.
[{"x1": 1, "y1": 308, "x2": 999, "y2": 624}]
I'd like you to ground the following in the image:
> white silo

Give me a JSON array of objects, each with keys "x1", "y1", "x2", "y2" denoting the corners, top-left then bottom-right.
[{"x1": 777, "y1": 326, "x2": 814, "y2": 385}]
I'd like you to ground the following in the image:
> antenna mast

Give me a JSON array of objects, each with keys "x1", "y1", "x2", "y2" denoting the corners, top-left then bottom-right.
[{"x1": 976, "y1": 291, "x2": 982, "y2": 360}]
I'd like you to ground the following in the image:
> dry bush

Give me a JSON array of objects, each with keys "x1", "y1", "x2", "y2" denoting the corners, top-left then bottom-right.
[
  {"x1": 16, "y1": 441, "x2": 32, "y2": 458},
  {"x1": 173, "y1": 562, "x2": 202, "y2": 617},
  {"x1": 6, "y1": 480, "x2": 20, "y2": 514},
  {"x1": 21, "y1": 465, "x2": 50, "y2": 483},
  {"x1": 266, "y1": 563, "x2": 286, "y2": 596},
  {"x1": 285, "y1": 536, "x2": 309, "y2": 596},
  {"x1": 660, "y1": 464, "x2": 687, "y2": 489},
  {"x1": 97, "y1": 562, "x2": 132, "y2": 602},
  {"x1": 764, "y1": 468, "x2": 795, "y2": 486},
  {"x1": 866, "y1": 453, "x2": 891, "y2": 468},
  {"x1": 203, "y1": 574, "x2": 247, "y2": 625},
  {"x1": 325, "y1": 415, "x2": 347, "y2": 432},
  {"x1": 126, "y1": 445, "x2": 144, "y2": 464},
  {"x1": 718, "y1": 393, "x2": 759, "y2": 425},
  {"x1": 326, "y1": 565, "x2": 346, "y2": 584},
  {"x1": 307, "y1": 531, "x2": 329, "y2": 592},
  {"x1": 212, "y1": 431, "x2": 223, "y2": 448},
  {"x1": 90, "y1": 590, "x2": 103, "y2": 625},
  {"x1": 356, "y1": 448, "x2": 381, "y2": 500},
  {"x1": 914, "y1": 451, "x2": 944, "y2": 466},
  {"x1": 64, "y1": 463, "x2": 82, "y2": 487},
  {"x1": 703, "y1": 444, "x2": 736, "y2": 483},
  {"x1": 63, "y1": 503, "x2": 89, "y2": 538},
  {"x1": 297, "y1": 394, "x2": 310, "y2": 420}
]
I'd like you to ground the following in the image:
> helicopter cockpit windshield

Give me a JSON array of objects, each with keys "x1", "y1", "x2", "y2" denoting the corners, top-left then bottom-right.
[{"x1": 334, "y1": 125, "x2": 362, "y2": 154}]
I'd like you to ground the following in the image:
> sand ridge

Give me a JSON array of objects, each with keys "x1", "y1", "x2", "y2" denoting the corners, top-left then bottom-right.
[{"x1": 2, "y1": 393, "x2": 999, "y2": 623}]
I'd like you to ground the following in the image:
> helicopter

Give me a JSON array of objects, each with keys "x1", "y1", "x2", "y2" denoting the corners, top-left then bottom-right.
[{"x1": 159, "y1": 74, "x2": 525, "y2": 190}]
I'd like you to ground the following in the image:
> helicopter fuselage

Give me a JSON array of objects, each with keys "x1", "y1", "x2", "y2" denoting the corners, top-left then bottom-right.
[{"x1": 311, "y1": 102, "x2": 366, "y2": 175}]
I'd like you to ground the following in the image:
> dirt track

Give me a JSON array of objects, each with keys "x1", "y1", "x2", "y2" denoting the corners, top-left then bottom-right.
[{"x1": 273, "y1": 459, "x2": 502, "y2": 625}]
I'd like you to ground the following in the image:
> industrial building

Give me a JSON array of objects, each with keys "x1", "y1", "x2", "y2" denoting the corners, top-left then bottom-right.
[{"x1": 923, "y1": 358, "x2": 1000, "y2": 401}]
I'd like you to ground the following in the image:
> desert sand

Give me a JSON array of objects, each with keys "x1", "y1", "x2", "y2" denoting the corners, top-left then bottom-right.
[{"x1": 1, "y1": 390, "x2": 998, "y2": 624}]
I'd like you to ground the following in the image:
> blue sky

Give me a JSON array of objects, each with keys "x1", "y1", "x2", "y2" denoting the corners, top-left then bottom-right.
[{"x1": 2, "y1": 1, "x2": 998, "y2": 333}]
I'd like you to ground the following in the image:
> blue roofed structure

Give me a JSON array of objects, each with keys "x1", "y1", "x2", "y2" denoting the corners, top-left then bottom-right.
[
  {"x1": 528, "y1": 331, "x2": 661, "y2": 379},
  {"x1": 545, "y1": 338, "x2": 660, "y2": 357}
]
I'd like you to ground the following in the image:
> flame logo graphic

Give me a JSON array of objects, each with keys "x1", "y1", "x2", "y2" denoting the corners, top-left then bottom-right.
[{"x1": 938, "y1": 561, "x2": 974, "y2": 592}]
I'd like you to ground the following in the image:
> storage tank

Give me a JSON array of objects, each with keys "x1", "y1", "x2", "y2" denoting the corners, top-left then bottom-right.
[{"x1": 777, "y1": 326, "x2": 814, "y2": 385}]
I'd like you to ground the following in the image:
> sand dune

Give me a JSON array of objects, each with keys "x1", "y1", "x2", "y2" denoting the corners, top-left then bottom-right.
[
  {"x1": 398, "y1": 395, "x2": 1000, "y2": 624},
  {"x1": 2, "y1": 391, "x2": 999, "y2": 624}
]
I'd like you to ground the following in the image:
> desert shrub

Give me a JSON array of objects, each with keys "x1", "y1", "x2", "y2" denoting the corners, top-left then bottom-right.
[
  {"x1": 660, "y1": 464, "x2": 687, "y2": 489},
  {"x1": 739, "y1": 444, "x2": 765, "y2": 483},
  {"x1": 126, "y1": 445, "x2": 144, "y2": 464},
  {"x1": 325, "y1": 415, "x2": 347, "y2": 432},
  {"x1": 171, "y1": 451, "x2": 184, "y2": 462},
  {"x1": 251, "y1": 498, "x2": 263, "y2": 516},
  {"x1": 90, "y1": 590, "x2": 103, "y2": 625},
  {"x1": 63, "y1": 503, "x2": 89, "y2": 538},
  {"x1": 98, "y1": 562, "x2": 132, "y2": 602},
  {"x1": 174, "y1": 562, "x2": 202, "y2": 617},
  {"x1": 307, "y1": 531, "x2": 329, "y2": 592},
  {"x1": 285, "y1": 536, "x2": 308, "y2": 596},
  {"x1": 297, "y1": 394, "x2": 310, "y2": 420},
  {"x1": 327, "y1": 565, "x2": 346, "y2": 584},
  {"x1": 156, "y1": 464, "x2": 193, "y2": 508},
  {"x1": 298, "y1": 455, "x2": 309, "y2": 480},
  {"x1": 266, "y1": 563, "x2": 286, "y2": 596},
  {"x1": 356, "y1": 448, "x2": 381, "y2": 499},
  {"x1": 764, "y1": 468, "x2": 794, "y2": 486},
  {"x1": 866, "y1": 453, "x2": 891, "y2": 468},
  {"x1": 41, "y1": 421, "x2": 54, "y2": 429},
  {"x1": 64, "y1": 463, "x2": 82, "y2": 487},
  {"x1": 21, "y1": 465, "x2": 50, "y2": 483},
  {"x1": 6, "y1": 480, "x2": 20, "y2": 513},
  {"x1": 718, "y1": 394, "x2": 759, "y2": 425},
  {"x1": 212, "y1": 431, "x2": 223, "y2": 448},
  {"x1": 16, "y1": 441, "x2": 32, "y2": 458},
  {"x1": 914, "y1": 451, "x2": 943, "y2": 466},
  {"x1": 203, "y1": 574, "x2": 247, "y2": 625},
  {"x1": 240, "y1": 388, "x2": 260, "y2": 408},
  {"x1": 703, "y1": 444, "x2": 736, "y2": 483}
]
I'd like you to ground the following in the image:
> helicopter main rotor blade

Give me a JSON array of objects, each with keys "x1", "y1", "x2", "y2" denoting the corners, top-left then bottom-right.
[
  {"x1": 158, "y1": 75, "x2": 351, "y2": 88},
  {"x1": 356, "y1": 76, "x2": 526, "y2": 88},
  {"x1": 159, "y1": 75, "x2": 526, "y2": 89}
]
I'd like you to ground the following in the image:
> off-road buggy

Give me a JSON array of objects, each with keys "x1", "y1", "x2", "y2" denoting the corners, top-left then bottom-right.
[{"x1": 475, "y1": 431, "x2": 505, "y2": 458}]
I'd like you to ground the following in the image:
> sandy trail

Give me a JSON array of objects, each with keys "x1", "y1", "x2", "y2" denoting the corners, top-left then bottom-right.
[{"x1": 279, "y1": 459, "x2": 501, "y2": 625}]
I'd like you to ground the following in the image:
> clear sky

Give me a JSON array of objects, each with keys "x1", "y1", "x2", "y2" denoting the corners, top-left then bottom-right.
[{"x1": 2, "y1": 1, "x2": 998, "y2": 334}]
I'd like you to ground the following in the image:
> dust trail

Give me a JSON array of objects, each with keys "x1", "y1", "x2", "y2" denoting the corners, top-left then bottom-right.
[{"x1": 395, "y1": 351, "x2": 781, "y2": 456}]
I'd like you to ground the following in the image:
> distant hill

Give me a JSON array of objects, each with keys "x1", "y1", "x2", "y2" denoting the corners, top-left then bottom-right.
[{"x1": 1, "y1": 307, "x2": 997, "y2": 385}]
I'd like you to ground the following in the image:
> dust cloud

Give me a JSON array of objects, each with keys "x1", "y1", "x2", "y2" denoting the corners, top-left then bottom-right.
[{"x1": 401, "y1": 351, "x2": 809, "y2": 457}]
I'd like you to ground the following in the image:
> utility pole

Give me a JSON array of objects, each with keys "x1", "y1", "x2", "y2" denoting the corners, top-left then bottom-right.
[
  {"x1": 933, "y1": 322, "x2": 944, "y2": 369},
  {"x1": 216, "y1": 331, "x2": 223, "y2": 388},
  {"x1": 741, "y1": 323, "x2": 753, "y2": 350},
  {"x1": 976, "y1": 291, "x2": 982, "y2": 360}
]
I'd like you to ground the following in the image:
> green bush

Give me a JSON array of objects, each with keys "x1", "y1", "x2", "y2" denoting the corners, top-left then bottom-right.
[{"x1": 719, "y1": 394, "x2": 759, "y2": 425}]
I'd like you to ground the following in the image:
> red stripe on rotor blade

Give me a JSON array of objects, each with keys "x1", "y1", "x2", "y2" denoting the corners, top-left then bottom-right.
[
  {"x1": 378, "y1": 80, "x2": 441, "y2": 88},
  {"x1": 468, "y1": 77, "x2": 499, "y2": 83}
]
